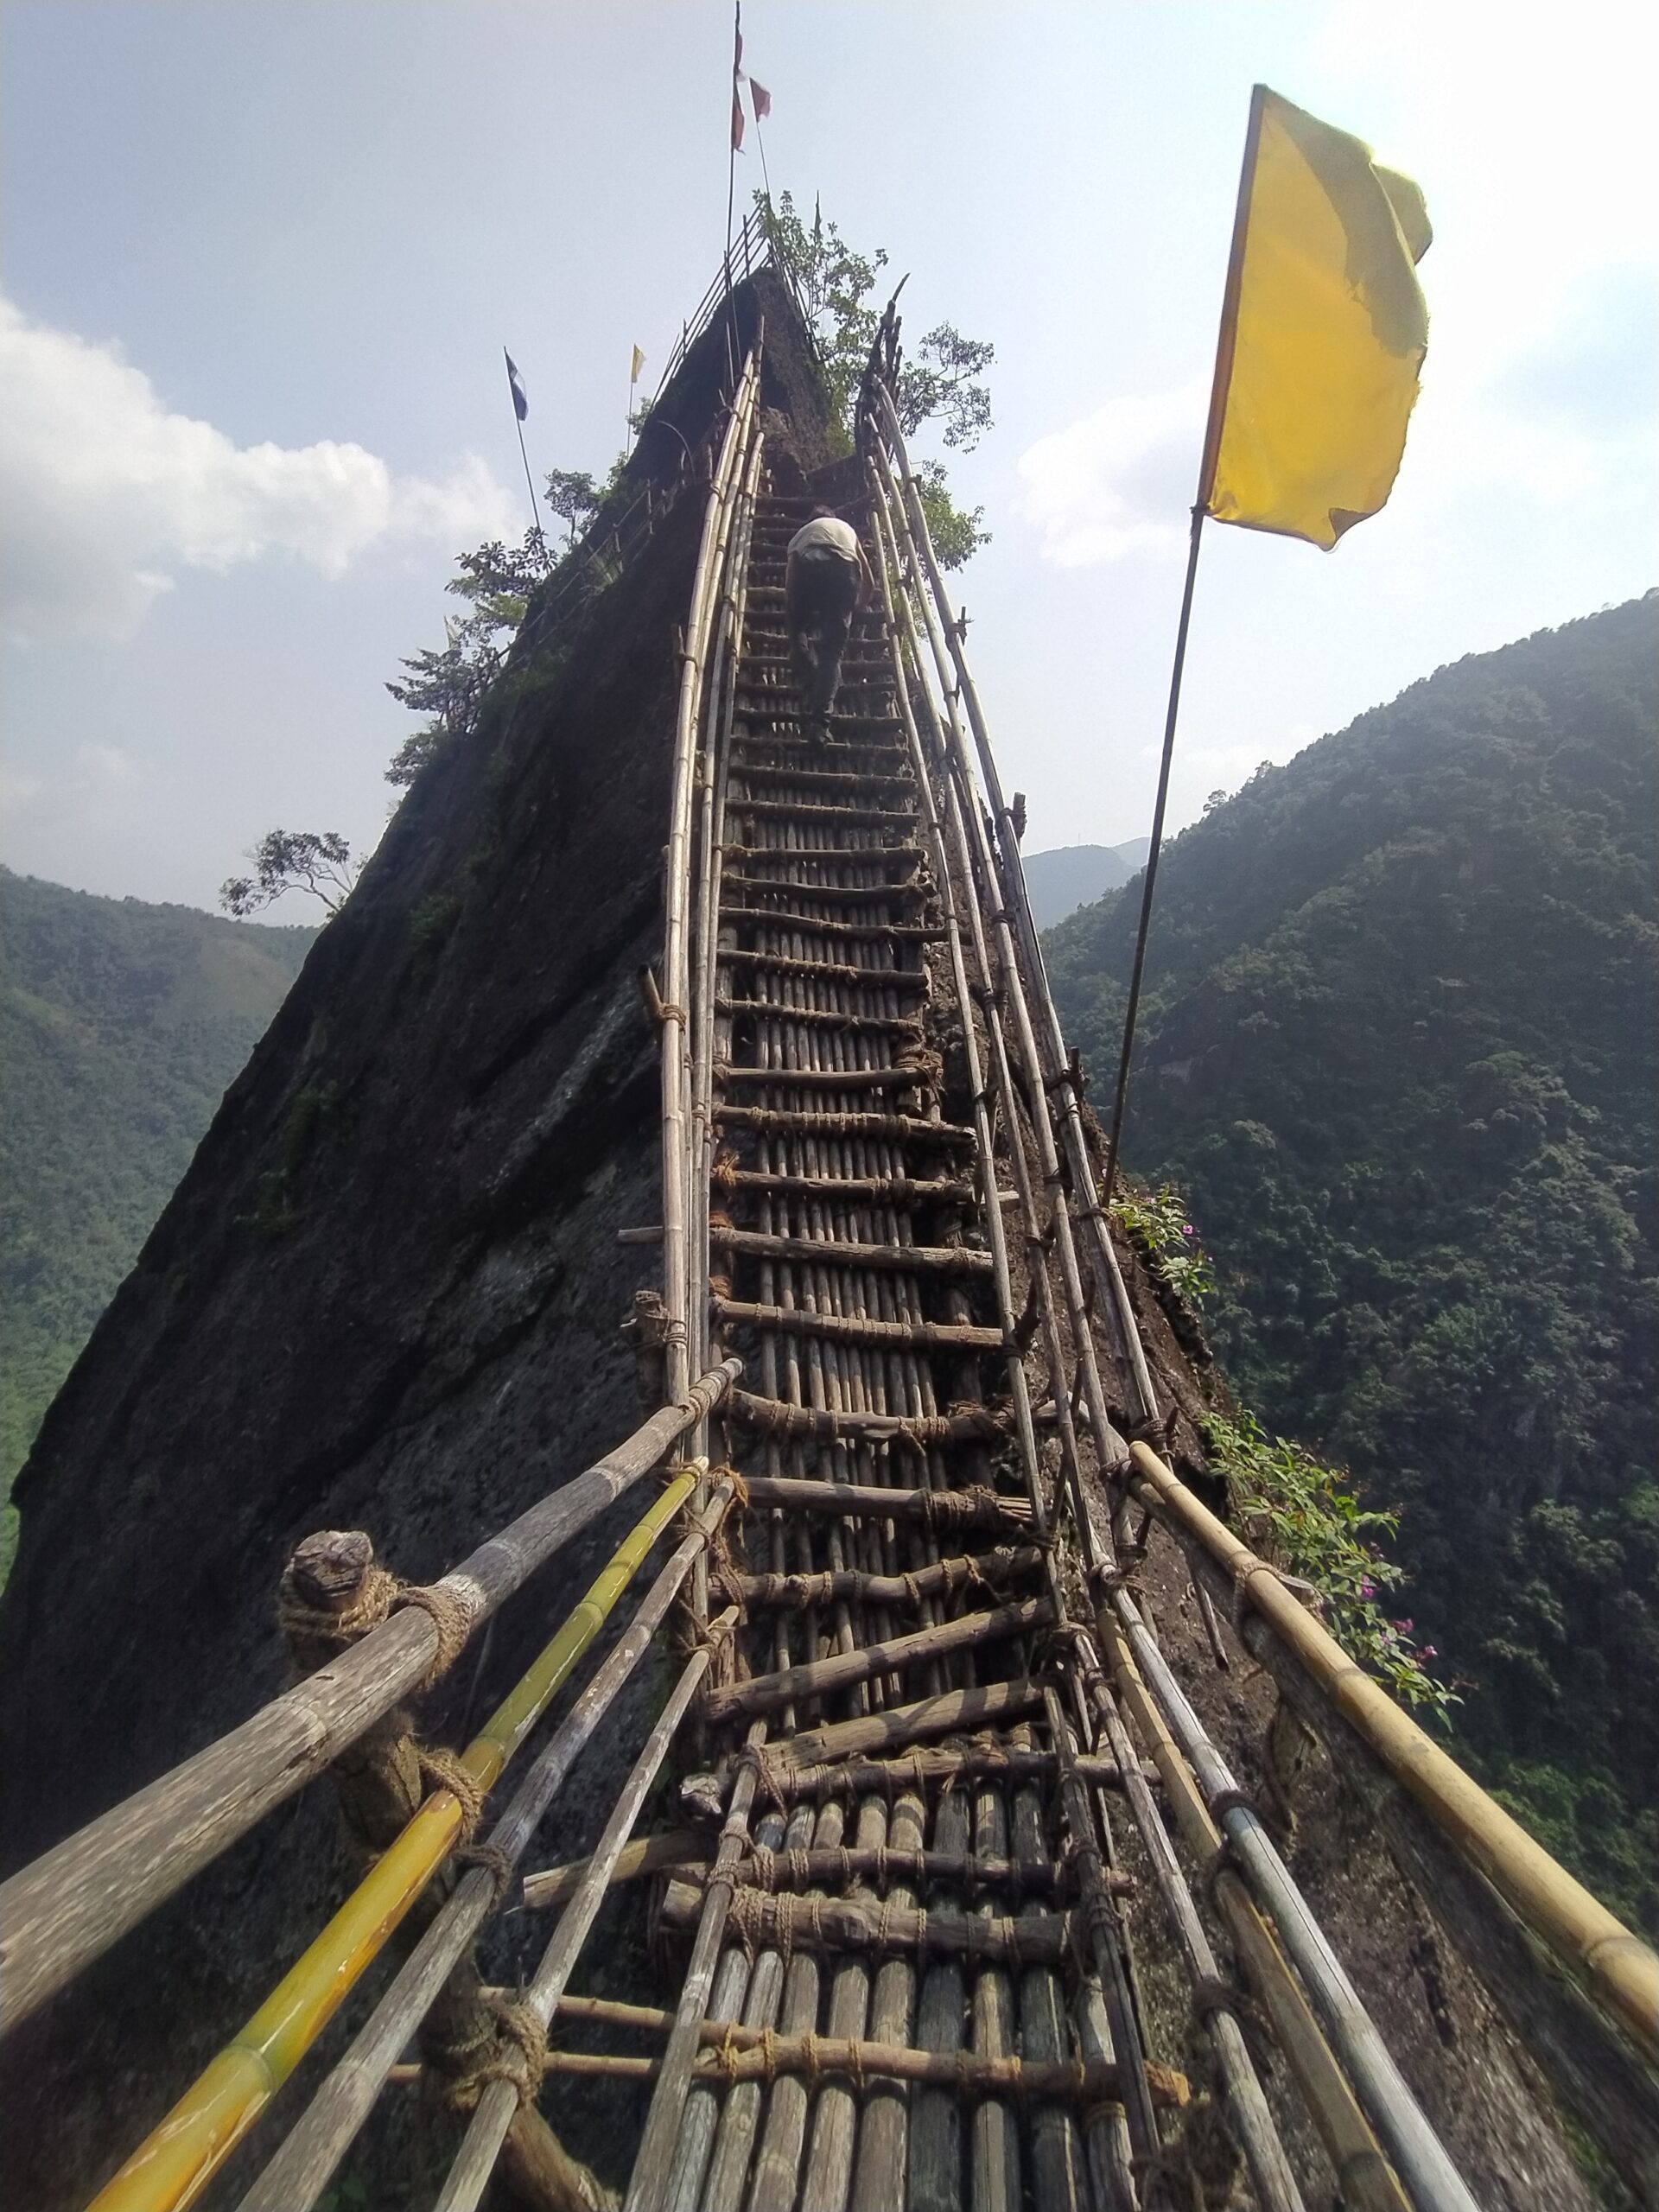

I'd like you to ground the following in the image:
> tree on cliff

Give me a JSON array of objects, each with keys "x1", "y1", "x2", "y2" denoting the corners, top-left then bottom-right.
[
  {"x1": 758, "y1": 189, "x2": 993, "y2": 569},
  {"x1": 384, "y1": 536, "x2": 547, "y2": 787},
  {"x1": 219, "y1": 829, "x2": 360, "y2": 918}
]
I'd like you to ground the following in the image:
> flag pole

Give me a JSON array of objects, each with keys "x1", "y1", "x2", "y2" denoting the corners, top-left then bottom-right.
[
  {"x1": 723, "y1": 1, "x2": 743, "y2": 385},
  {"x1": 503, "y1": 349, "x2": 546, "y2": 566},
  {"x1": 1097, "y1": 86, "x2": 1267, "y2": 1215}
]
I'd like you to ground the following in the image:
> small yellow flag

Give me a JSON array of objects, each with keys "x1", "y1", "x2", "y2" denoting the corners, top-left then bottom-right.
[
  {"x1": 1200, "y1": 86, "x2": 1431, "y2": 550},
  {"x1": 631, "y1": 345, "x2": 646, "y2": 385}
]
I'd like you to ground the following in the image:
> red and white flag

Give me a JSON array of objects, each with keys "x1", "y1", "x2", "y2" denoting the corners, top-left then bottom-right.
[
  {"x1": 731, "y1": 89, "x2": 745, "y2": 151},
  {"x1": 749, "y1": 78, "x2": 772, "y2": 121}
]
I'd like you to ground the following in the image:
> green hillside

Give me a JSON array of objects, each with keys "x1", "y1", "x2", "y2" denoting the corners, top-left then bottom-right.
[
  {"x1": 1047, "y1": 595, "x2": 1659, "y2": 1927},
  {"x1": 0, "y1": 871, "x2": 314, "y2": 1558}
]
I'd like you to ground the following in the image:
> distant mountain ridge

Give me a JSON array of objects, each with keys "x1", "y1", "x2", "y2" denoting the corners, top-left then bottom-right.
[
  {"x1": 1022, "y1": 838, "x2": 1150, "y2": 928},
  {"x1": 1046, "y1": 594, "x2": 1659, "y2": 1927},
  {"x1": 0, "y1": 870, "x2": 315, "y2": 1546}
]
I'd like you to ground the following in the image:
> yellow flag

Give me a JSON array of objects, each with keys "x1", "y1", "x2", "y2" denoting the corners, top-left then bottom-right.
[
  {"x1": 1200, "y1": 86, "x2": 1431, "y2": 550},
  {"x1": 631, "y1": 344, "x2": 646, "y2": 385}
]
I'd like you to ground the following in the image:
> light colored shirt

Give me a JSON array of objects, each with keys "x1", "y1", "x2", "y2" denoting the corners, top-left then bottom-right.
[{"x1": 787, "y1": 516, "x2": 861, "y2": 563}]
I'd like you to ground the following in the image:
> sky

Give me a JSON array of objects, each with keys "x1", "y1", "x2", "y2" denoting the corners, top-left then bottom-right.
[{"x1": 3, "y1": 0, "x2": 1655, "y2": 913}]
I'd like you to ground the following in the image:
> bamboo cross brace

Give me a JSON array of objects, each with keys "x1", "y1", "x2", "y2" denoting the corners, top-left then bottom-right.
[{"x1": 700, "y1": 1597, "x2": 1052, "y2": 1726}]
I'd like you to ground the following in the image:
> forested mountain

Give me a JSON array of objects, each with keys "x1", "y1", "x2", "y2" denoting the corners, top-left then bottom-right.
[
  {"x1": 0, "y1": 871, "x2": 314, "y2": 1561},
  {"x1": 1047, "y1": 594, "x2": 1658, "y2": 1928},
  {"x1": 1024, "y1": 838, "x2": 1152, "y2": 928}
]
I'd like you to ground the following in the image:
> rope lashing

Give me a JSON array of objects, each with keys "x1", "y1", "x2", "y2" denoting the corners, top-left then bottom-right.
[
  {"x1": 276, "y1": 1541, "x2": 472, "y2": 1692},
  {"x1": 443, "y1": 1993, "x2": 549, "y2": 2114},
  {"x1": 416, "y1": 1745, "x2": 486, "y2": 1842}
]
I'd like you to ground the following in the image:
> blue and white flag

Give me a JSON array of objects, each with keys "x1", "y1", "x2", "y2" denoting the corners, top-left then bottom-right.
[{"x1": 504, "y1": 349, "x2": 528, "y2": 423}]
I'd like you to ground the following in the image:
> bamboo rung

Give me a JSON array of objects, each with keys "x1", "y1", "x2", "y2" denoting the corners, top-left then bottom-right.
[
  {"x1": 711, "y1": 1226, "x2": 992, "y2": 1274},
  {"x1": 537, "y1": 1999, "x2": 1188, "y2": 2108},
  {"x1": 715, "y1": 1107, "x2": 975, "y2": 1147},
  {"x1": 720, "y1": 1169, "x2": 976, "y2": 1205},
  {"x1": 778, "y1": 1677, "x2": 1052, "y2": 1769},
  {"x1": 700, "y1": 1597, "x2": 1052, "y2": 1726},
  {"x1": 719, "y1": 915, "x2": 944, "y2": 942},
  {"x1": 736, "y1": 1476, "x2": 1028, "y2": 1529},
  {"x1": 715, "y1": 998, "x2": 927, "y2": 1036},
  {"x1": 716, "y1": 950, "x2": 926, "y2": 989},
  {"x1": 731, "y1": 799, "x2": 919, "y2": 830},
  {"x1": 715, "y1": 1059, "x2": 934, "y2": 1090},
  {"x1": 748, "y1": 1743, "x2": 1137, "y2": 1804},
  {"x1": 712, "y1": 1298, "x2": 1001, "y2": 1355},
  {"x1": 726, "y1": 1389, "x2": 1000, "y2": 1445},
  {"x1": 723, "y1": 843, "x2": 926, "y2": 871},
  {"x1": 658, "y1": 1880, "x2": 1072, "y2": 1968},
  {"x1": 721, "y1": 1844, "x2": 1092, "y2": 1898},
  {"x1": 715, "y1": 1542, "x2": 1043, "y2": 1612}
]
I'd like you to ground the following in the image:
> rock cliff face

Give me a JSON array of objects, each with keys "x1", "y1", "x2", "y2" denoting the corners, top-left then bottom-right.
[{"x1": 0, "y1": 270, "x2": 825, "y2": 2206}]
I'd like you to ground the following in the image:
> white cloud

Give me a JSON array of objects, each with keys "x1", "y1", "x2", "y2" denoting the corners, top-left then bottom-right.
[
  {"x1": 1016, "y1": 380, "x2": 1207, "y2": 566},
  {"x1": 0, "y1": 294, "x2": 520, "y2": 643}
]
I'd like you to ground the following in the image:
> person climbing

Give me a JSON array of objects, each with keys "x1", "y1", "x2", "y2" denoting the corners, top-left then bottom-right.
[{"x1": 784, "y1": 505, "x2": 874, "y2": 735}]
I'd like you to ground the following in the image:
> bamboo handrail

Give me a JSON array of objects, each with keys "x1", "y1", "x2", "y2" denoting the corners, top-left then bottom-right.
[
  {"x1": 238, "y1": 1484, "x2": 739, "y2": 2212},
  {"x1": 432, "y1": 1618, "x2": 740, "y2": 2210},
  {"x1": 90, "y1": 1471, "x2": 705, "y2": 2212},
  {"x1": 0, "y1": 1357, "x2": 739, "y2": 2037},
  {"x1": 1125, "y1": 1438, "x2": 1659, "y2": 2066}
]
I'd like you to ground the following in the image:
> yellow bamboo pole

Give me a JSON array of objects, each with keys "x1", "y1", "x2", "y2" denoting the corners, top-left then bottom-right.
[
  {"x1": 87, "y1": 1471, "x2": 699, "y2": 2212},
  {"x1": 1126, "y1": 1440, "x2": 1659, "y2": 2065}
]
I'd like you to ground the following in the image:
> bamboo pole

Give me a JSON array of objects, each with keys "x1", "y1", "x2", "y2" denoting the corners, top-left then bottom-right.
[
  {"x1": 1123, "y1": 1438, "x2": 1659, "y2": 2068},
  {"x1": 0, "y1": 1358, "x2": 739, "y2": 2038},
  {"x1": 432, "y1": 1619, "x2": 738, "y2": 2212},
  {"x1": 522, "y1": 1829, "x2": 707, "y2": 1912},
  {"x1": 93, "y1": 1471, "x2": 707, "y2": 2212},
  {"x1": 1099, "y1": 1610, "x2": 1408, "y2": 2212},
  {"x1": 701, "y1": 1597, "x2": 1052, "y2": 1725},
  {"x1": 237, "y1": 1482, "x2": 739, "y2": 2212},
  {"x1": 1109, "y1": 1590, "x2": 1482, "y2": 2212},
  {"x1": 623, "y1": 1720, "x2": 770, "y2": 2211},
  {"x1": 869, "y1": 379, "x2": 1160, "y2": 1430},
  {"x1": 661, "y1": 355, "x2": 760, "y2": 1407},
  {"x1": 728, "y1": 1391, "x2": 1001, "y2": 1446}
]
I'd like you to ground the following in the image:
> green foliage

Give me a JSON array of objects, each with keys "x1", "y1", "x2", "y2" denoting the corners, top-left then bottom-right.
[
  {"x1": 0, "y1": 870, "x2": 314, "y2": 1553},
  {"x1": 756, "y1": 189, "x2": 993, "y2": 569},
  {"x1": 915, "y1": 460, "x2": 990, "y2": 572},
  {"x1": 408, "y1": 892, "x2": 461, "y2": 951},
  {"x1": 543, "y1": 467, "x2": 601, "y2": 547},
  {"x1": 1110, "y1": 1183, "x2": 1216, "y2": 1308},
  {"x1": 385, "y1": 531, "x2": 548, "y2": 785},
  {"x1": 1046, "y1": 595, "x2": 1659, "y2": 1928},
  {"x1": 1204, "y1": 1409, "x2": 1454, "y2": 1714}
]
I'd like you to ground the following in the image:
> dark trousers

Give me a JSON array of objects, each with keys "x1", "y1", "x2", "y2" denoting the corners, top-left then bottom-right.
[{"x1": 785, "y1": 547, "x2": 861, "y2": 722}]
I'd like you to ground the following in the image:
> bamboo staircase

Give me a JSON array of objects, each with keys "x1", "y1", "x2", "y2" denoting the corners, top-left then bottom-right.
[{"x1": 0, "y1": 312, "x2": 1656, "y2": 2212}]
